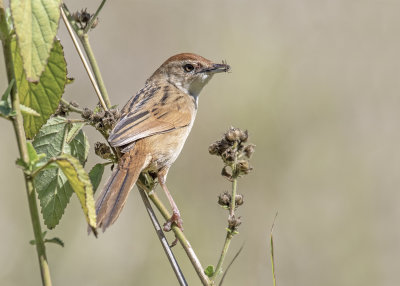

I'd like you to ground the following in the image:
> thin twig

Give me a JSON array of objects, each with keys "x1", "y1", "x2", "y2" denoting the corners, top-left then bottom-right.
[
  {"x1": 79, "y1": 34, "x2": 112, "y2": 108},
  {"x1": 60, "y1": 6, "x2": 108, "y2": 111},
  {"x1": 83, "y1": 0, "x2": 107, "y2": 33},
  {"x1": 1, "y1": 6, "x2": 52, "y2": 283},
  {"x1": 218, "y1": 245, "x2": 244, "y2": 286},
  {"x1": 60, "y1": 98, "x2": 83, "y2": 114},
  {"x1": 270, "y1": 212, "x2": 278, "y2": 286},
  {"x1": 138, "y1": 187, "x2": 188, "y2": 286},
  {"x1": 211, "y1": 232, "x2": 232, "y2": 281},
  {"x1": 211, "y1": 167, "x2": 238, "y2": 281},
  {"x1": 137, "y1": 179, "x2": 211, "y2": 286}
]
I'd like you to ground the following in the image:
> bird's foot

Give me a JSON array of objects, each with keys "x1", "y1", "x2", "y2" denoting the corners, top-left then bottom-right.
[{"x1": 163, "y1": 211, "x2": 183, "y2": 232}]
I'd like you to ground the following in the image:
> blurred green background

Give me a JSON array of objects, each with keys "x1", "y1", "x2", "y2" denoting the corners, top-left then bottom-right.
[{"x1": 1, "y1": 0, "x2": 400, "y2": 285}]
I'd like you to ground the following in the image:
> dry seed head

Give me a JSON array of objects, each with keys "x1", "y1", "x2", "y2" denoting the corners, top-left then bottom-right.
[
  {"x1": 238, "y1": 160, "x2": 252, "y2": 175},
  {"x1": 81, "y1": 108, "x2": 93, "y2": 120},
  {"x1": 221, "y1": 166, "x2": 233, "y2": 180},
  {"x1": 235, "y1": 194, "x2": 244, "y2": 206},
  {"x1": 218, "y1": 192, "x2": 231, "y2": 207},
  {"x1": 208, "y1": 142, "x2": 220, "y2": 155},
  {"x1": 94, "y1": 142, "x2": 112, "y2": 159},
  {"x1": 80, "y1": 9, "x2": 91, "y2": 23},
  {"x1": 244, "y1": 144, "x2": 256, "y2": 158},
  {"x1": 228, "y1": 215, "x2": 242, "y2": 230}
]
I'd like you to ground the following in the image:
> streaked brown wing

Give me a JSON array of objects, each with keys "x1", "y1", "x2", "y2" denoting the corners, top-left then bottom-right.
[{"x1": 108, "y1": 84, "x2": 194, "y2": 148}]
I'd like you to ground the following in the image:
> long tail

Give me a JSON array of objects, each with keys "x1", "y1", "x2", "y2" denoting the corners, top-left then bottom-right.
[{"x1": 95, "y1": 150, "x2": 147, "y2": 232}]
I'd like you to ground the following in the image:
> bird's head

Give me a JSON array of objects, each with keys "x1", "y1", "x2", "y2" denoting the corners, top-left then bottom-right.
[{"x1": 149, "y1": 53, "x2": 230, "y2": 97}]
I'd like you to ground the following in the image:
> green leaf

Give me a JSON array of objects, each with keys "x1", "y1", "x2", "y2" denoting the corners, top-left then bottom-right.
[
  {"x1": 44, "y1": 237, "x2": 64, "y2": 247},
  {"x1": 20, "y1": 104, "x2": 40, "y2": 117},
  {"x1": 204, "y1": 265, "x2": 215, "y2": 277},
  {"x1": 10, "y1": 0, "x2": 61, "y2": 81},
  {"x1": 54, "y1": 154, "x2": 96, "y2": 229},
  {"x1": 89, "y1": 163, "x2": 105, "y2": 194},
  {"x1": 11, "y1": 37, "x2": 67, "y2": 139},
  {"x1": 33, "y1": 117, "x2": 90, "y2": 228},
  {"x1": 27, "y1": 141, "x2": 38, "y2": 162},
  {"x1": 0, "y1": 79, "x2": 14, "y2": 117},
  {"x1": 66, "y1": 122, "x2": 86, "y2": 144},
  {"x1": 68, "y1": 127, "x2": 89, "y2": 165},
  {"x1": 0, "y1": 100, "x2": 12, "y2": 117},
  {"x1": 1, "y1": 79, "x2": 14, "y2": 101},
  {"x1": 16, "y1": 158, "x2": 28, "y2": 169}
]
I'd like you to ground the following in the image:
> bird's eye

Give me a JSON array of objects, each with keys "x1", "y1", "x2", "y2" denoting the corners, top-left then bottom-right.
[{"x1": 183, "y1": 64, "x2": 194, "y2": 72}]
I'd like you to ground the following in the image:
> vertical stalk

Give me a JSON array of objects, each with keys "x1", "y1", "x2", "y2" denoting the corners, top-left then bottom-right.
[
  {"x1": 211, "y1": 148, "x2": 240, "y2": 282},
  {"x1": 210, "y1": 177, "x2": 237, "y2": 281},
  {"x1": 79, "y1": 34, "x2": 111, "y2": 109},
  {"x1": 137, "y1": 180, "x2": 211, "y2": 286},
  {"x1": 0, "y1": 7, "x2": 52, "y2": 283},
  {"x1": 60, "y1": 7, "x2": 108, "y2": 111},
  {"x1": 138, "y1": 187, "x2": 188, "y2": 286},
  {"x1": 229, "y1": 174, "x2": 238, "y2": 217}
]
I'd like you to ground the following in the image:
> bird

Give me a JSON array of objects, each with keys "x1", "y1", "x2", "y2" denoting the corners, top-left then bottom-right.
[{"x1": 95, "y1": 53, "x2": 230, "y2": 232}]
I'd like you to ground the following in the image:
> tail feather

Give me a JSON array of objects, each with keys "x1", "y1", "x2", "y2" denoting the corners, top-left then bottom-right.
[{"x1": 95, "y1": 150, "x2": 147, "y2": 232}]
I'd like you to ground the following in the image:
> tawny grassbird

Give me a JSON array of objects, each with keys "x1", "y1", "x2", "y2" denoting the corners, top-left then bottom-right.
[{"x1": 95, "y1": 53, "x2": 230, "y2": 232}]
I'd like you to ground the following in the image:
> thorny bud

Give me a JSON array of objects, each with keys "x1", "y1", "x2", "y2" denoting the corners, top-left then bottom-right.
[
  {"x1": 208, "y1": 142, "x2": 219, "y2": 155},
  {"x1": 94, "y1": 142, "x2": 112, "y2": 160},
  {"x1": 221, "y1": 166, "x2": 233, "y2": 181},
  {"x1": 221, "y1": 148, "x2": 236, "y2": 163},
  {"x1": 235, "y1": 194, "x2": 244, "y2": 206},
  {"x1": 218, "y1": 192, "x2": 231, "y2": 207},
  {"x1": 244, "y1": 144, "x2": 256, "y2": 158},
  {"x1": 72, "y1": 11, "x2": 81, "y2": 23},
  {"x1": 72, "y1": 8, "x2": 99, "y2": 30},
  {"x1": 237, "y1": 160, "x2": 253, "y2": 175},
  {"x1": 81, "y1": 108, "x2": 93, "y2": 120},
  {"x1": 90, "y1": 17, "x2": 99, "y2": 29},
  {"x1": 239, "y1": 129, "x2": 248, "y2": 142},
  {"x1": 53, "y1": 102, "x2": 69, "y2": 117},
  {"x1": 70, "y1": 101, "x2": 79, "y2": 108},
  {"x1": 225, "y1": 129, "x2": 238, "y2": 142},
  {"x1": 228, "y1": 215, "x2": 242, "y2": 231},
  {"x1": 92, "y1": 110, "x2": 105, "y2": 121}
]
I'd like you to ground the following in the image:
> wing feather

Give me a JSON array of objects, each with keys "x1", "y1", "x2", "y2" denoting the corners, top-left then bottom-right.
[{"x1": 109, "y1": 83, "x2": 194, "y2": 148}]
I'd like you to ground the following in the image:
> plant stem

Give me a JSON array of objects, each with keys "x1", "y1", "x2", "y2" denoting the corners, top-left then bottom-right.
[
  {"x1": 60, "y1": 98, "x2": 83, "y2": 114},
  {"x1": 60, "y1": 6, "x2": 108, "y2": 111},
  {"x1": 211, "y1": 233, "x2": 233, "y2": 281},
  {"x1": 210, "y1": 176, "x2": 238, "y2": 281},
  {"x1": 229, "y1": 177, "x2": 237, "y2": 217},
  {"x1": 83, "y1": 0, "x2": 107, "y2": 33},
  {"x1": 1, "y1": 8, "x2": 52, "y2": 284},
  {"x1": 137, "y1": 180, "x2": 211, "y2": 286},
  {"x1": 211, "y1": 153, "x2": 239, "y2": 282},
  {"x1": 138, "y1": 187, "x2": 188, "y2": 286},
  {"x1": 79, "y1": 34, "x2": 111, "y2": 108}
]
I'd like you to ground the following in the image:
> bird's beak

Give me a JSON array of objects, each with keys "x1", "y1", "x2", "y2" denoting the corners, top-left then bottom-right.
[{"x1": 199, "y1": 63, "x2": 231, "y2": 74}]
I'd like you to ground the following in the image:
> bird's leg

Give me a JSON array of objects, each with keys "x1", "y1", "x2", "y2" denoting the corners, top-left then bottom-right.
[{"x1": 157, "y1": 171, "x2": 183, "y2": 232}]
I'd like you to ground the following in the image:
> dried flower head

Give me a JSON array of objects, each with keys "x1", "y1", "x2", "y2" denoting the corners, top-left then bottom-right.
[
  {"x1": 53, "y1": 102, "x2": 69, "y2": 117},
  {"x1": 94, "y1": 142, "x2": 112, "y2": 159},
  {"x1": 227, "y1": 215, "x2": 242, "y2": 232},
  {"x1": 81, "y1": 108, "x2": 93, "y2": 120},
  {"x1": 218, "y1": 192, "x2": 231, "y2": 207},
  {"x1": 72, "y1": 8, "x2": 99, "y2": 30},
  {"x1": 209, "y1": 127, "x2": 255, "y2": 180},
  {"x1": 235, "y1": 194, "x2": 244, "y2": 206}
]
